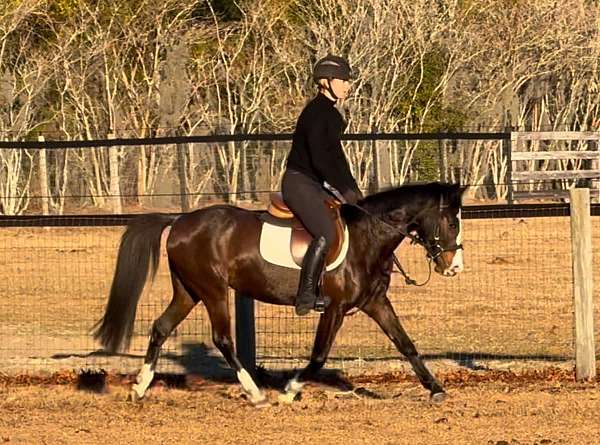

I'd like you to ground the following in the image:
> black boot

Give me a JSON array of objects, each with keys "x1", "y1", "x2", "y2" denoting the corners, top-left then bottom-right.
[{"x1": 295, "y1": 236, "x2": 331, "y2": 316}]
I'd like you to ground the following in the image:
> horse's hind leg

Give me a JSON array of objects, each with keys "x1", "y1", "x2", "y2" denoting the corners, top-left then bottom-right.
[
  {"x1": 361, "y1": 295, "x2": 446, "y2": 401},
  {"x1": 130, "y1": 274, "x2": 196, "y2": 401},
  {"x1": 202, "y1": 290, "x2": 269, "y2": 407}
]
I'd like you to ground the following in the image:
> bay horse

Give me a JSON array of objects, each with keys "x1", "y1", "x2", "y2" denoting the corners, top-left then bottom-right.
[{"x1": 93, "y1": 182, "x2": 466, "y2": 406}]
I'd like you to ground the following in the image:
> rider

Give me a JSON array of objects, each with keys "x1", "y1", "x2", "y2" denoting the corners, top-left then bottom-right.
[{"x1": 282, "y1": 54, "x2": 363, "y2": 316}]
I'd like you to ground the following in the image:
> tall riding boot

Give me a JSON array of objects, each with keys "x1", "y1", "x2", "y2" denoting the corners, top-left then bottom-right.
[{"x1": 295, "y1": 236, "x2": 331, "y2": 316}]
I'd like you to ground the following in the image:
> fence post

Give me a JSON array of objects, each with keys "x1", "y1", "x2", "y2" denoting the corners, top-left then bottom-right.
[
  {"x1": 438, "y1": 138, "x2": 448, "y2": 183},
  {"x1": 505, "y1": 131, "x2": 514, "y2": 204},
  {"x1": 569, "y1": 188, "x2": 596, "y2": 381},
  {"x1": 37, "y1": 136, "x2": 50, "y2": 215},
  {"x1": 235, "y1": 291, "x2": 256, "y2": 374},
  {"x1": 106, "y1": 133, "x2": 122, "y2": 214},
  {"x1": 592, "y1": 140, "x2": 600, "y2": 203}
]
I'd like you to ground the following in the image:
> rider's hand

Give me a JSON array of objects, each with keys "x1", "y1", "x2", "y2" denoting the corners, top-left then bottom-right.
[{"x1": 342, "y1": 189, "x2": 363, "y2": 205}]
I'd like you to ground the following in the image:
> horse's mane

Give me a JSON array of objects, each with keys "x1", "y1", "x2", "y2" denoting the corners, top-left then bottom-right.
[{"x1": 342, "y1": 182, "x2": 463, "y2": 223}]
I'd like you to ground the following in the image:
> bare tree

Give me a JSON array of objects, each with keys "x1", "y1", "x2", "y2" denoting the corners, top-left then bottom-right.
[
  {"x1": 0, "y1": 0, "x2": 55, "y2": 214},
  {"x1": 186, "y1": 1, "x2": 290, "y2": 203},
  {"x1": 444, "y1": 0, "x2": 600, "y2": 199}
]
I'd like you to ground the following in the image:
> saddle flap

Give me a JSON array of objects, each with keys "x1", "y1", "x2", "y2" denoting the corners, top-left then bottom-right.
[
  {"x1": 259, "y1": 221, "x2": 350, "y2": 272},
  {"x1": 290, "y1": 216, "x2": 346, "y2": 267},
  {"x1": 266, "y1": 191, "x2": 345, "y2": 267}
]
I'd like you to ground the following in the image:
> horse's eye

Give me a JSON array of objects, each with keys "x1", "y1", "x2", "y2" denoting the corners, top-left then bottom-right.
[{"x1": 449, "y1": 223, "x2": 457, "y2": 230}]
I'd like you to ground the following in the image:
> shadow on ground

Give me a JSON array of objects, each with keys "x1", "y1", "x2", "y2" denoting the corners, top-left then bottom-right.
[{"x1": 53, "y1": 343, "x2": 573, "y2": 397}]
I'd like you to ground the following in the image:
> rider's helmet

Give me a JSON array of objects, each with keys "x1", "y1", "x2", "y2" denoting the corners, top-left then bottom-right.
[{"x1": 312, "y1": 55, "x2": 353, "y2": 82}]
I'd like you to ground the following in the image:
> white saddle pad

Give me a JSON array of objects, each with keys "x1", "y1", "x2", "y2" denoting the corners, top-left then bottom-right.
[{"x1": 259, "y1": 222, "x2": 349, "y2": 271}]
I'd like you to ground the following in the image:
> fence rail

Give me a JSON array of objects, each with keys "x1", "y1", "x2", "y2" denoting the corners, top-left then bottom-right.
[
  {"x1": 508, "y1": 131, "x2": 600, "y2": 203},
  {"x1": 0, "y1": 131, "x2": 511, "y2": 149}
]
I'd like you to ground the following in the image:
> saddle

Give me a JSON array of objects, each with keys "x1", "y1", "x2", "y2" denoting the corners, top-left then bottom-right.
[{"x1": 266, "y1": 192, "x2": 345, "y2": 267}]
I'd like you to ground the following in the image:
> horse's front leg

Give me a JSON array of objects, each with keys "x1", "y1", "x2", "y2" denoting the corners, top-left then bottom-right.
[
  {"x1": 361, "y1": 295, "x2": 446, "y2": 401},
  {"x1": 279, "y1": 305, "x2": 345, "y2": 403}
]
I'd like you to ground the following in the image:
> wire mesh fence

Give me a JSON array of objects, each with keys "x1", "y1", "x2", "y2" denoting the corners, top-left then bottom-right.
[
  {"x1": 0, "y1": 205, "x2": 598, "y2": 375},
  {"x1": 0, "y1": 135, "x2": 598, "y2": 376}
]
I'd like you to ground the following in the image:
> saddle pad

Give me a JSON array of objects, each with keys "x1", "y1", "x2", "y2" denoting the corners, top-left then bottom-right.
[{"x1": 259, "y1": 222, "x2": 349, "y2": 271}]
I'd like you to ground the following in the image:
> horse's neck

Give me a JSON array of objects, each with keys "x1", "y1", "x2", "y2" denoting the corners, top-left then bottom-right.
[{"x1": 348, "y1": 209, "x2": 410, "y2": 268}]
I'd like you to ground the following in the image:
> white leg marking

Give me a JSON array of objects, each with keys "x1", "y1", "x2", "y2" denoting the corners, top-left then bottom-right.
[
  {"x1": 278, "y1": 374, "x2": 304, "y2": 404},
  {"x1": 131, "y1": 363, "x2": 154, "y2": 399},
  {"x1": 237, "y1": 369, "x2": 266, "y2": 405}
]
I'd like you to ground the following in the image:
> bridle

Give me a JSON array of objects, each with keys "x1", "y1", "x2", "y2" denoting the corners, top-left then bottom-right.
[{"x1": 352, "y1": 195, "x2": 463, "y2": 286}]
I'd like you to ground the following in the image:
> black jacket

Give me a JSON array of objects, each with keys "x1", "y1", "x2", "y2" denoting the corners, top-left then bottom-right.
[{"x1": 286, "y1": 93, "x2": 359, "y2": 195}]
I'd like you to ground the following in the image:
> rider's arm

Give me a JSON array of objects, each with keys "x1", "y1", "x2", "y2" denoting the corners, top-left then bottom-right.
[{"x1": 305, "y1": 113, "x2": 359, "y2": 196}]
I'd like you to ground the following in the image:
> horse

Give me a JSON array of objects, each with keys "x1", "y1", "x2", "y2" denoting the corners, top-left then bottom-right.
[{"x1": 93, "y1": 182, "x2": 466, "y2": 407}]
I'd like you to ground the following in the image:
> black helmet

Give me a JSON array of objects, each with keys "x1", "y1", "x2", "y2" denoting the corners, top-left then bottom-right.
[{"x1": 313, "y1": 55, "x2": 353, "y2": 82}]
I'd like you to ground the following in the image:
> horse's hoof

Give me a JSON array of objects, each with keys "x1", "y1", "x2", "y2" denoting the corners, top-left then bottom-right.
[
  {"x1": 430, "y1": 391, "x2": 446, "y2": 403},
  {"x1": 127, "y1": 389, "x2": 144, "y2": 403},
  {"x1": 251, "y1": 397, "x2": 271, "y2": 409},
  {"x1": 277, "y1": 391, "x2": 298, "y2": 404}
]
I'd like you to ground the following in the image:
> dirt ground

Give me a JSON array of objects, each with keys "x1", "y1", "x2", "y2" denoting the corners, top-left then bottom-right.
[{"x1": 1, "y1": 370, "x2": 599, "y2": 445}]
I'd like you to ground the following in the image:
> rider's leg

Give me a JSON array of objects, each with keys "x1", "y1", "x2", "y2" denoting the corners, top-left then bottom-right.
[
  {"x1": 282, "y1": 170, "x2": 336, "y2": 315},
  {"x1": 295, "y1": 235, "x2": 329, "y2": 315}
]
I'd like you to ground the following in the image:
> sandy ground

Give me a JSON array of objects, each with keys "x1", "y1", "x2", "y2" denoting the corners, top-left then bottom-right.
[{"x1": 1, "y1": 372, "x2": 599, "y2": 445}]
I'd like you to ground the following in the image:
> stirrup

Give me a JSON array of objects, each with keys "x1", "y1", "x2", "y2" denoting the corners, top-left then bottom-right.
[
  {"x1": 313, "y1": 295, "x2": 331, "y2": 313},
  {"x1": 294, "y1": 292, "x2": 331, "y2": 315}
]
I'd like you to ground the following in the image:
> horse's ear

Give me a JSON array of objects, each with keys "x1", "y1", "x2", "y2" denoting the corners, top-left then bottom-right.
[{"x1": 450, "y1": 184, "x2": 468, "y2": 206}]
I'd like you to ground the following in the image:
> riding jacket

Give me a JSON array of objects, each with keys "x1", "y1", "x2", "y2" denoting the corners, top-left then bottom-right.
[{"x1": 286, "y1": 93, "x2": 359, "y2": 198}]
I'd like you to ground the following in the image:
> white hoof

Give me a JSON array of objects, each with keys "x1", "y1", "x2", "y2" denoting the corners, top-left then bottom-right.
[
  {"x1": 278, "y1": 376, "x2": 304, "y2": 404},
  {"x1": 130, "y1": 364, "x2": 154, "y2": 402},
  {"x1": 127, "y1": 388, "x2": 144, "y2": 403},
  {"x1": 250, "y1": 394, "x2": 271, "y2": 408},
  {"x1": 277, "y1": 391, "x2": 298, "y2": 404},
  {"x1": 430, "y1": 391, "x2": 447, "y2": 403}
]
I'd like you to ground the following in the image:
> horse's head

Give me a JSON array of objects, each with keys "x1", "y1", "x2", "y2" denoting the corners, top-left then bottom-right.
[
  {"x1": 413, "y1": 184, "x2": 466, "y2": 277},
  {"x1": 355, "y1": 182, "x2": 467, "y2": 278}
]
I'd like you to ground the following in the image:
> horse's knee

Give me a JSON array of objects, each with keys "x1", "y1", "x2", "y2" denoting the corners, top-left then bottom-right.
[{"x1": 399, "y1": 341, "x2": 418, "y2": 357}]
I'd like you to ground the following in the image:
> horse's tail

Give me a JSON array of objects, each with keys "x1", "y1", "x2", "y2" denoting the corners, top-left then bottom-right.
[{"x1": 93, "y1": 213, "x2": 178, "y2": 353}]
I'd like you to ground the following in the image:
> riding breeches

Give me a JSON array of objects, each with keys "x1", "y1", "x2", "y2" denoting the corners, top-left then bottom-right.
[{"x1": 281, "y1": 169, "x2": 336, "y2": 251}]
